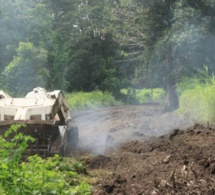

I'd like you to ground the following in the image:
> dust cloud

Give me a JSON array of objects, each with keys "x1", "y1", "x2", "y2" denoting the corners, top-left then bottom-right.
[{"x1": 72, "y1": 105, "x2": 194, "y2": 154}]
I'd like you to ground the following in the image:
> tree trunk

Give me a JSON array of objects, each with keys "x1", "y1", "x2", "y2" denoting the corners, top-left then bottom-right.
[
  {"x1": 164, "y1": 46, "x2": 179, "y2": 112},
  {"x1": 165, "y1": 80, "x2": 179, "y2": 112}
]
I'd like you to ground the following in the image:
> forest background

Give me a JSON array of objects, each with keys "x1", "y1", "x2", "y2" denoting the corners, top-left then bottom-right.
[{"x1": 0, "y1": 0, "x2": 215, "y2": 112}]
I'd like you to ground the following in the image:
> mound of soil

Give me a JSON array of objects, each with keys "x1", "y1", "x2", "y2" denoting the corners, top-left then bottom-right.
[
  {"x1": 73, "y1": 105, "x2": 215, "y2": 194},
  {"x1": 86, "y1": 123, "x2": 215, "y2": 194}
]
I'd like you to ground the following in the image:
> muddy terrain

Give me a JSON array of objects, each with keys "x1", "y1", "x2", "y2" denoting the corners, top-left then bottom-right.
[{"x1": 73, "y1": 105, "x2": 215, "y2": 194}]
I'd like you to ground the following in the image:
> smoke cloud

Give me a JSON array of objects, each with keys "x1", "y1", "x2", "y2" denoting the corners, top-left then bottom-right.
[{"x1": 72, "y1": 105, "x2": 194, "y2": 154}]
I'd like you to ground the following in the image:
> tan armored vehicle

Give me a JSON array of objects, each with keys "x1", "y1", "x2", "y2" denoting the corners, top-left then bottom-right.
[{"x1": 0, "y1": 87, "x2": 78, "y2": 158}]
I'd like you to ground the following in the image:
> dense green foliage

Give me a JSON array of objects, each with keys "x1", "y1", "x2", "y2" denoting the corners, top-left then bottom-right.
[
  {"x1": 4, "y1": 42, "x2": 49, "y2": 95},
  {"x1": 0, "y1": 125, "x2": 92, "y2": 194},
  {"x1": 177, "y1": 68, "x2": 215, "y2": 123},
  {"x1": 0, "y1": 0, "x2": 215, "y2": 107}
]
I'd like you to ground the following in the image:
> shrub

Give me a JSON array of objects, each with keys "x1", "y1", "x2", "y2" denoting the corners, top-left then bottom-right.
[{"x1": 0, "y1": 125, "x2": 92, "y2": 194}]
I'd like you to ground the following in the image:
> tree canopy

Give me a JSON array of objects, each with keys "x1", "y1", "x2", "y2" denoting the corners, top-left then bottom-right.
[{"x1": 0, "y1": 0, "x2": 215, "y2": 107}]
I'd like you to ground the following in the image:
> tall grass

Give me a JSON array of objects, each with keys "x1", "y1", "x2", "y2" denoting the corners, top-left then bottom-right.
[
  {"x1": 66, "y1": 91, "x2": 122, "y2": 109},
  {"x1": 177, "y1": 67, "x2": 215, "y2": 123}
]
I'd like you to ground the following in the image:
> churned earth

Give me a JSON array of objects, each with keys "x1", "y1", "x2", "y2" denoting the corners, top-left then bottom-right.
[{"x1": 73, "y1": 104, "x2": 215, "y2": 194}]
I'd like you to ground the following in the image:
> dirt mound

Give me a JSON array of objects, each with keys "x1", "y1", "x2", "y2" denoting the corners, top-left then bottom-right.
[
  {"x1": 73, "y1": 105, "x2": 215, "y2": 194},
  {"x1": 97, "y1": 174, "x2": 128, "y2": 194},
  {"x1": 85, "y1": 155, "x2": 112, "y2": 169},
  {"x1": 88, "y1": 123, "x2": 215, "y2": 194}
]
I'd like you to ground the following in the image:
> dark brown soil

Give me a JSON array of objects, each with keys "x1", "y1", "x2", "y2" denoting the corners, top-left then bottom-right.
[{"x1": 73, "y1": 105, "x2": 215, "y2": 194}]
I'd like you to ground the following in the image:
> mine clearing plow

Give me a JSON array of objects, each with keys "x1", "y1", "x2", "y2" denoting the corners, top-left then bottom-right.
[{"x1": 0, "y1": 87, "x2": 78, "y2": 158}]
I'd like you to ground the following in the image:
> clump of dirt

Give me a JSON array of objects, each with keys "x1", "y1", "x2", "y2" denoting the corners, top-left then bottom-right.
[
  {"x1": 85, "y1": 155, "x2": 112, "y2": 169},
  {"x1": 100, "y1": 174, "x2": 127, "y2": 194},
  {"x1": 87, "y1": 123, "x2": 215, "y2": 194}
]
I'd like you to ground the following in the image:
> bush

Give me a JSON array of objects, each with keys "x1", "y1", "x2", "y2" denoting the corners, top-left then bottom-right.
[{"x1": 0, "y1": 125, "x2": 92, "y2": 195}]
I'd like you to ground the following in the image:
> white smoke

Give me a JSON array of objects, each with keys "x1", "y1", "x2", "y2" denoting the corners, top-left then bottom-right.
[{"x1": 72, "y1": 105, "x2": 194, "y2": 154}]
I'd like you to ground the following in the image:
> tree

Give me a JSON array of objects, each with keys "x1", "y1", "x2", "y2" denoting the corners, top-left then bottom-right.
[
  {"x1": 103, "y1": 0, "x2": 145, "y2": 89},
  {"x1": 4, "y1": 42, "x2": 50, "y2": 95},
  {"x1": 0, "y1": 0, "x2": 53, "y2": 91},
  {"x1": 44, "y1": 0, "x2": 122, "y2": 95},
  {"x1": 48, "y1": 33, "x2": 69, "y2": 90},
  {"x1": 104, "y1": 0, "x2": 179, "y2": 107},
  {"x1": 66, "y1": 31, "x2": 120, "y2": 94},
  {"x1": 149, "y1": 0, "x2": 215, "y2": 110},
  {"x1": 105, "y1": 0, "x2": 215, "y2": 109}
]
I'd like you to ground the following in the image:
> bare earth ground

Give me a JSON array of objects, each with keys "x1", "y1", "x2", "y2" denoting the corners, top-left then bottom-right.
[{"x1": 73, "y1": 104, "x2": 215, "y2": 194}]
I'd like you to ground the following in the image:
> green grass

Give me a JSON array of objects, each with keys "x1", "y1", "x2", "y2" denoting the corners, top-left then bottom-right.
[
  {"x1": 178, "y1": 84, "x2": 215, "y2": 122},
  {"x1": 177, "y1": 67, "x2": 215, "y2": 123},
  {"x1": 66, "y1": 89, "x2": 165, "y2": 110},
  {"x1": 66, "y1": 91, "x2": 123, "y2": 109}
]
